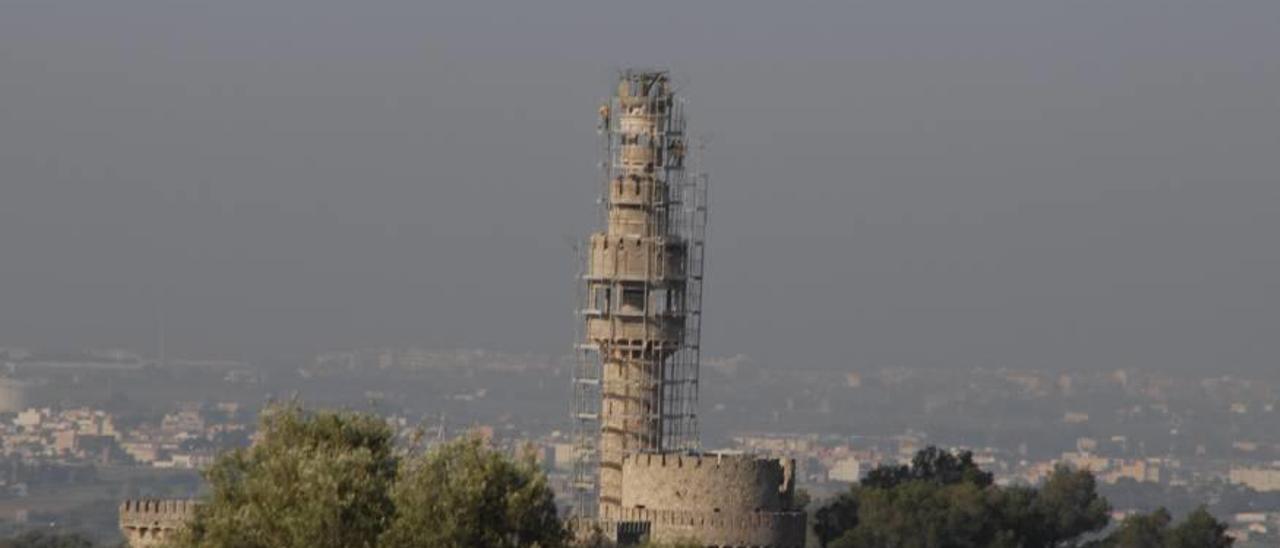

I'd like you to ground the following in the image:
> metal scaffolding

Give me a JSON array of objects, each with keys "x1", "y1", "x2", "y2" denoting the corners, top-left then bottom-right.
[{"x1": 571, "y1": 70, "x2": 708, "y2": 518}]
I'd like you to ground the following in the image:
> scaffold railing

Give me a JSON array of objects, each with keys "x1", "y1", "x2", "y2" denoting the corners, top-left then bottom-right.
[{"x1": 570, "y1": 70, "x2": 706, "y2": 518}]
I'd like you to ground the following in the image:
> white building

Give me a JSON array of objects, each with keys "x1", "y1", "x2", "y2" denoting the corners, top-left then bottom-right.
[{"x1": 828, "y1": 457, "x2": 862, "y2": 483}]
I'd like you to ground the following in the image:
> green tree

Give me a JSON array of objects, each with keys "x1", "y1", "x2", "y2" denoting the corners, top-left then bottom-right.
[
  {"x1": 816, "y1": 447, "x2": 1111, "y2": 548},
  {"x1": 1090, "y1": 506, "x2": 1233, "y2": 548},
  {"x1": 861, "y1": 447, "x2": 994, "y2": 490},
  {"x1": 831, "y1": 481, "x2": 993, "y2": 548},
  {"x1": 1166, "y1": 506, "x2": 1232, "y2": 548},
  {"x1": 1104, "y1": 508, "x2": 1172, "y2": 548},
  {"x1": 380, "y1": 437, "x2": 566, "y2": 548},
  {"x1": 813, "y1": 491, "x2": 859, "y2": 547},
  {"x1": 167, "y1": 404, "x2": 567, "y2": 548},
  {"x1": 172, "y1": 404, "x2": 398, "y2": 548},
  {"x1": 1027, "y1": 466, "x2": 1111, "y2": 546}
]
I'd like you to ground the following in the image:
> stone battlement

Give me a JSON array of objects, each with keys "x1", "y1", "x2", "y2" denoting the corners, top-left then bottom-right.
[
  {"x1": 119, "y1": 499, "x2": 199, "y2": 520},
  {"x1": 623, "y1": 451, "x2": 784, "y2": 470},
  {"x1": 606, "y1": 506, "x2": 803, "y2": 528},
  {"x1": 119, "y1": 499, "x2": 199, "y2": 547},
  {"x1": 620, "y1": 452, "x2": 796, "y2": 515}
]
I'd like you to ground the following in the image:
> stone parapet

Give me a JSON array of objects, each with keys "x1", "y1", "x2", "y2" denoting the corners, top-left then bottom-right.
[
  {"x1": 119, "y1": 499, "x2": 199, "y2": 547},
  {"x1": 587, "y1": 234, "x2": 686, "y2": 282},
  {"x1": 621, "y1": 452, "x2": 795, "y2": 514},
  {"x1": 608, "y1": 176, "x2": 666, "y2": 208}
]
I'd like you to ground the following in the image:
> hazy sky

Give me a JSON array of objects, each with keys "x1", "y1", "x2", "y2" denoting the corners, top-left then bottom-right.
[{"x1": 1, "y1": 1, "x2": 1276, "y2": 374}]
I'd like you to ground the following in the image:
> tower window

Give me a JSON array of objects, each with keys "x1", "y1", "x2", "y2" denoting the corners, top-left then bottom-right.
[{"x1": 621, "y1": 287, "x2": 644, "y2": 312}]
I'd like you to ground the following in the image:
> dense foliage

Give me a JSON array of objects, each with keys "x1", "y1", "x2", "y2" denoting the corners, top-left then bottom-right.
[
  {"x1": 167, "y1": 404, "x2": 565, "y2": 548},
  {"x1": 815, "y1": 447, "x2": 1232, "y2": 548},
  {"x1": 380, "y1": 437, "x2": 565, "y2": 548},
  {"x1": 1094, "y1": 506, "x2": 1233, "y2": 548}
]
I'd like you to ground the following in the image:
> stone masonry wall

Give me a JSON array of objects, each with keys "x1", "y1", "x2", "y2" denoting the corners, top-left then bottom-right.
[
  {"x1": 620, "y1": 453, "x2": 795, "y2": 514},
  {"x1": 603, "y1": 453, "x2": 804, "y2": 547},
  {"x1": 118, "y1": 499, "x2": 198, "y2": 548}
]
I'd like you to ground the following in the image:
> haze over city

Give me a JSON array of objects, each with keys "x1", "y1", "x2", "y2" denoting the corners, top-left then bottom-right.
[
  {"x1": 2, "y1": 0, "x2": 1276, "y2": 375},
  {"x1": 1, "y1": 3, "x2": 1279, "y2": 546}
]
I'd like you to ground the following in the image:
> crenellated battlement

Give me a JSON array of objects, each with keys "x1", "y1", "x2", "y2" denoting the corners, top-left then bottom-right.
[
  {"x1": 623, "y1": 451, "x2": 786, "y2": 470},
  {"x1": 620, "y1": 453, "x2": 795, "y2": 516},
  {"x1": 119, "y1": 499, "x2": 199, "y2": 519},
  {"x1": 119, "y1": 499, "x2": 199, "y2": 547},
  {"x1": 605, "y1": 507, "x2": 803, "y2": 528}
]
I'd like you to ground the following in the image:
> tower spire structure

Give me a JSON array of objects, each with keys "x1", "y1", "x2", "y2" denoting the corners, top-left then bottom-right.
[{"x1": 572, "y1": 70, "x2": 707, "y2": 517}]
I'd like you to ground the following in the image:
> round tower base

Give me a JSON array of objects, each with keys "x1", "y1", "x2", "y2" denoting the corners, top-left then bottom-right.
[{"x1": 599, "y1": 452, "x2": 806, "y2": 547}]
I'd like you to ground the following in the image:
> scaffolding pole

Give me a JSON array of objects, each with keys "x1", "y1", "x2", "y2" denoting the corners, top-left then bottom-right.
[{"x1": 570, "y1": 70, "x2": 707, "y2": 519}]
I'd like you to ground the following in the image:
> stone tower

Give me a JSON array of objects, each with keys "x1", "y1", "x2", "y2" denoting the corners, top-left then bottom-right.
[
  {"x1": 572, "y1": 71, "x2": 804, "y2": 547},
  {"x1": 119, "y1": 499, "x2": 198, "y2": 547},
  {"x1": 580, "y1": 70, "x2": 703, "y2": 515}
]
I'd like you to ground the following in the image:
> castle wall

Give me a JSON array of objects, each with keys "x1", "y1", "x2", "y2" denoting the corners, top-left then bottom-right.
[
  {"x1": 619, "y1": 453, "x2": 795, "y2": 514},
  {"x1": 118, "y1": 499, "x2": 198, "y2": 547},
  {"x1": 603, "y1": 453, "x2": 804, "y2": 547}
]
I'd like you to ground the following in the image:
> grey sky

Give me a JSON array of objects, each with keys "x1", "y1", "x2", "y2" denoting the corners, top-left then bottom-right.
[{"x1": 1, "y1": 1, "x2": 1276, "y2": 373}]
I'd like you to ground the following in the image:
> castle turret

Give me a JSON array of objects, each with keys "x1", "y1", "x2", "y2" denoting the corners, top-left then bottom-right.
[{"x1": 118, "y1": 499, "x2": 199, "y2": 547}]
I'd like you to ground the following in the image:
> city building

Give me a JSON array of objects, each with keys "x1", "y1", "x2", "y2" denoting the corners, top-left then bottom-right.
[{"x1": 1230, "y1": 466, "x2": 1280, "y2": 492}]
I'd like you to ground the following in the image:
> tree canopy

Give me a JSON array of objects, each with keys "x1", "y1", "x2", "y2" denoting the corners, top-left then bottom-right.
[
  {"x1": 860, "y1": 447, "x2": 994, "y2": 490},
  {"x1": 1090, "y1": 506, "x2": 1233, "y2": 548},
  {"x1": 167, "y1": 403, "x2": 566, "y2": 548},
  {"x1": 380, "y1": 437, "x2": 565, "y2": 548},
  {"x1": 815, "y1": 447, "x2": 1231, "y2": 548}
]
